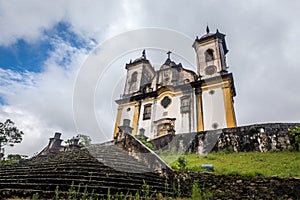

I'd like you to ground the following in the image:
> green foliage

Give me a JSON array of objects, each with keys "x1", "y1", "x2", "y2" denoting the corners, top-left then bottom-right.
[
  {"x1": 161, "y1": 151, "x2": 300, "y2": 178},
  {"x1": 0, "y1": 119, "x2": 24, "y2": 160},
  {"x1": 0, "y1": 154, "x2": 26, "y2": 165},
  {"x1": 32, "y1": 192, "x2": 39, "y2": 199},
  {"x1": 191, "y1": 182, "x2": 200, "y2": 200},
  {"x1": 135, "y1": 136, "x2": 154, "y2": 150},
  {"x1": 177, "y1": 156, "x2": 187, "y2": 170},
  {"x1": 50, "y1": 181, "x2": 163, "y2": 200},
  {"x1": 221, "y1": 146, "x2": 234, "y2": 154},
  {"x1": 54, "y1": 185, "x2": 60, "y2": 200},
  {"x1": 249, "y1": 125, "x2": 258, "y2": 134},
  {"x1": 288, "y1": 126, "x2": 300, "y2": 151},
  {"x1": 191, "y1": 182, "x2": 212, "y2": 200},
  {"x1": 65, "y1": 134, "x2": 92, "y2": 147}
]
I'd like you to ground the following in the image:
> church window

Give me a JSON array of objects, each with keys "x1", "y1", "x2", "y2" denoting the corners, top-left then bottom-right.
[
  {"x1": 129, "y1": 72, "x2": 138, "y2": 91},
  {"x1": 181, "y1": 97, "x2": 190, "y2": 113},
  {"x1": 205, "y1": 65, "x2": 217, "y2": 75},
  {"x1": 205, "y1": 49, "x2": 214, "y2": 62},
  {"x1": 131, "y1": 72, "x2": 138, "y2": 82},
  {"x1": 143, "y1": 104, "x2": 152, "y2": 120},
  {"x1": 161, "y1": 96, "x2": 171, "y2": 108}
]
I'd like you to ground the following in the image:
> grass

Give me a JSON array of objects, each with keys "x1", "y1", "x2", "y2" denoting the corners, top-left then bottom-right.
[{"x1": 159, "y1": 151, "x2": 300, "y2": 178}]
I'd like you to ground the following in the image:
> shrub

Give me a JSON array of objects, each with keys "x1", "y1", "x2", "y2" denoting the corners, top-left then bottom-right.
[
  {"x1": 288, "y1": 126, "x2": 300, "y2": 151},
  {"x1": 177, "y1": 156, "x2": 187, "y2": 170}
]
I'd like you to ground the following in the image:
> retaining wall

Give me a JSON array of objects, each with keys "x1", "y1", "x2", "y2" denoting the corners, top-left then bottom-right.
[{"x1": 150, "y1": 123, "x2": 300, "y2": 153}]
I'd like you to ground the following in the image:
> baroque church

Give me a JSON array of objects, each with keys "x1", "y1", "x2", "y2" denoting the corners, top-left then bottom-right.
[{"x1": 113, "y1": 27, "x2": 237, "y2": 140}]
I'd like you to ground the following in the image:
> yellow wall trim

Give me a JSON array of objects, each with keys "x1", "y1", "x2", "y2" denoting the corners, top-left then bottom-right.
[
  {"x1": 113, "y1": 106, "x2": 123, "y2": 138},
  {"x1": 132, "y1": 102, "x2": 141, "y2": 135},
  {"x1": 195, "y1": 89, "x2": 204, "y2": 132},
  {"x1": 223, "y1": 87, "x2": 236, "y2": 128}
]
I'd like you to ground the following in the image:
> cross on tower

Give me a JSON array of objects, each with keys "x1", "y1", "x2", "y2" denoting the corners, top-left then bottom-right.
[{"x1": 167, "y1": 51, "x2": 172, "y2": 59}]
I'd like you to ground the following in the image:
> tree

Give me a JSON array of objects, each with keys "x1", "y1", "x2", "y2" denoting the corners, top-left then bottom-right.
[
  {"x1": 65, "y1": 134, "x2": 92, "y2": 147},
  {"x1": 0, "y1": 154, "x2": 27, "y2": 165},
  {"x1": 0, "y1": 119, "x2": 24, "y2": 161},
  {"x1": 288, "y1": 126, "x2": 300, "y2": 151}
]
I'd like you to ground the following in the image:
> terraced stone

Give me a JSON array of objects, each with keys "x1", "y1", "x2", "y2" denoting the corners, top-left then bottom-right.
[{"x1": 0, "y1": 143, "x2": 174, "y2": 199}]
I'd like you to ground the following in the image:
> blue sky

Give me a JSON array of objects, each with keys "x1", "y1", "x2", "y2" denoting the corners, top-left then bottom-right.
[
  {"x1": 0, "y1": 22, "x2": 91, "y2": 74},
  {"x1": 0, "y1": 0, "x2": 300, "y2": 156}
]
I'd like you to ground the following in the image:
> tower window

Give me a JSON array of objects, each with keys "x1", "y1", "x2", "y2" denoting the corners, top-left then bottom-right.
[
  {"x1": 143, "y1": 104, "x2": 152, "y2": 120},
  {"x1": 205, "y1": 49, "x2": 214, "y2": 62},
  {"x1": 131, "y1": 72, "x2": 138, "y2": 82},
  {"x1": 181, "y1": 97, "x2": 190, "y2": 113},
  {"x1": 129, "y1": 72, "x2": 138, "y2": 92}
]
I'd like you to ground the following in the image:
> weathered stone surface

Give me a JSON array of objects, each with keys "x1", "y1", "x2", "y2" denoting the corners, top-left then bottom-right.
[
  {"x1": 0, "y1": 143, "x2": 173, "y2": 199},
  {"x1": 115, "y1": 131, "x2": 173, "y2": 178},
  {"x1": 151, "y1": 123, "x2": 300, "y2": 153},
  {"x1": 176, "y1": 172, "x2": 300, "y2": 199}
]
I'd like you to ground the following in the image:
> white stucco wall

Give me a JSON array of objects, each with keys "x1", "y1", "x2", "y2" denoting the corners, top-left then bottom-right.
[
  {"x1": 202, "y1": 87, "x2": 226, "y2": 130},
  {"x1": 137, "y1": 99, "x2": 154, "y2": 138},
  {"x1": 120, "y1": 105, "x2": 135, "y2": 127},
  {"x1": 136, "y1": 91, "x2": 197, "y2": 139}
]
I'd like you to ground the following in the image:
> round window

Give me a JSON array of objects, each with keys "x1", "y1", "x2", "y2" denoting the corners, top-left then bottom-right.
[
  {"x1": 161, "y1": 96, "x2": 171, "y2": 108},
  {"x1": 205, "y1": 65, "x2": 217, "y2": 75}
]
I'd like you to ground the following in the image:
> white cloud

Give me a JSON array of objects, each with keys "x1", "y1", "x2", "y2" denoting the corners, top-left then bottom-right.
[
  {"x1": 0, "y1": 38, "x2": 91, "y2": 156},
  {"x1": 0, "y1": 0, "x2": 141, "y2": 46},
  {"x1": 1, "y1": 0, "x2": 300, "y2": 157}
]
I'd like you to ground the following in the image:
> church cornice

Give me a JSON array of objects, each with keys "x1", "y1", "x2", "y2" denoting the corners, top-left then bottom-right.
[
  {"x1": 115, "y1": 83, "x2": 195, "y2": 104},
  {"x1": 191, "y1": 73, "x2": 236, "y2": 97},
  {"x1": 125, "y1": 59, "x2": 151, "y2": 69}
]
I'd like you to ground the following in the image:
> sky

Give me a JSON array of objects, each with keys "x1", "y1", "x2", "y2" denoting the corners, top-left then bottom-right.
[{"x1": 0, "y1": 0, "x2": 300, "y2": 157}]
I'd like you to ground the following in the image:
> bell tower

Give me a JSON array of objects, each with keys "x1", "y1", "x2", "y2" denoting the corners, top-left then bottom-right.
[
  {"x1": 113, "y1": 50, "x2": 155, "y2": 137},
  {"x1": 193, "y1": 27, "x2": 236, "y2": 131},
  {"x1": 193, "y1": 26, "x2": 229, "y2": 78}
]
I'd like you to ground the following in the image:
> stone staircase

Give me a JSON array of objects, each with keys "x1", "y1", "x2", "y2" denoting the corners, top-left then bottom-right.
[{"x1": 0, "y1": 143, "x2": 174, "y2": 199}]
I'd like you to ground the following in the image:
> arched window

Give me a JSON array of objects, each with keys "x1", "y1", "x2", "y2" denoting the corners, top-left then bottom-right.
[
  {"x1": 205, "y1": 49, "x2": 214, "y2": 62},
  {"x1": 131, "y1": 72, "x2": 138, "y2": 82},
  {"x1": 129, "y1": 72, "x2": 138, "y2": 91}
]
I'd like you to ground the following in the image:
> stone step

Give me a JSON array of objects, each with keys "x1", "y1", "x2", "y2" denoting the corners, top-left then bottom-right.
[
  {"x1": 0, "y1": 174, "x2": 167, "y2": 186},
  {"x1": 0, "y1": 143, "x2": 174, "y2": 199},
  {"x1": 0, "y1": 167, "x2": 163, "y2": 180},
  {"x1": 0, "y1": 184, "x2": 173, "y2": 199},
  {"x1": 0, "y1": 179, "x2": 167, "y2": 191}
]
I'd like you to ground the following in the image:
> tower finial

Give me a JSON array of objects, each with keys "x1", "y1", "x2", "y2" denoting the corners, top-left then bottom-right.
[
  {"x1": 206, "y1": 25, "x2": 210, "y2": 34},
  {"x1": 142, "y1": 49, "x2": 146, "y2": 59},
  {"x1": 167, "y1": 51, "x2": 172, "y2": 59}
]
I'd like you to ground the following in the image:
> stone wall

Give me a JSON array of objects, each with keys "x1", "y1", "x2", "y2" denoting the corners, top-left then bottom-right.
[
  {"x1": 115, "y1": 131, "x2": 174, "y2": 178},
  {"x1": 150, "y1": 123, "x2": 300, "y2": 153},
  {"x1": 196, "y1": 123, "x2": 300, "y2": 153},
  {"x1": 151, "y1": 132, "x2": 197, "y2": 153},
  {"x1": 176, "y1": 172, "x2": 300, "y2": 199}
]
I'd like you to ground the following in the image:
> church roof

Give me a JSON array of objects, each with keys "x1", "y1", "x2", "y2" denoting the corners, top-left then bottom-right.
[{"x1": 194, "y1": 28, "x2": 229, "y2": 54}]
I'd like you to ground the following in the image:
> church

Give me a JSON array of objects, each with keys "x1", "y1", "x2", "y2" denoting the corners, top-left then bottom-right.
[{"x1": 113, "y1": 27, "x2": 237, "y2": 140}]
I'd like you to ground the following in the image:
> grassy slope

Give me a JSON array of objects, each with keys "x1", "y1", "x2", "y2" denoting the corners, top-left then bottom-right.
[{"x1": 160, "y1": 151, "x2": 300, "y2": 178}]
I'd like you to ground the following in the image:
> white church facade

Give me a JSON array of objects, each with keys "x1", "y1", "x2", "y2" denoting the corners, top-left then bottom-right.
[{"x1": 114, "y1": 28, "x2": 237, "y2": 140}]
